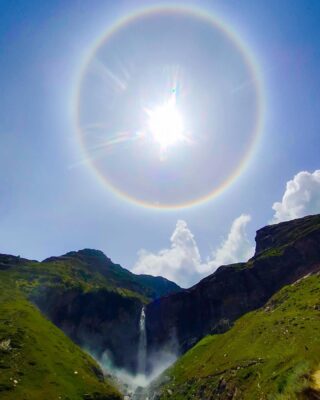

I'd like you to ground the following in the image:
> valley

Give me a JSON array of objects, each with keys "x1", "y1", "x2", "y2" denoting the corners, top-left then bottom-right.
[{"x1": 1, "y1": 214, "x2": 320, "y2": 399}]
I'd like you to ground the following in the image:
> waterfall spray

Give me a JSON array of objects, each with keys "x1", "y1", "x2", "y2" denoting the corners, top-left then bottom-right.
[{"x1": 137, "y1": 306, "x2": 147, "y2": 375}]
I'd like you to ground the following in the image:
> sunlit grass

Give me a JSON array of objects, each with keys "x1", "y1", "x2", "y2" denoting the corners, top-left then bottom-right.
[{"x1": 156, "y1": 273, "x2": 320, "y2": 399}]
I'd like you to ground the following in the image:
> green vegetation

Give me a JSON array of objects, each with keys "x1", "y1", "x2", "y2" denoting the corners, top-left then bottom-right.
[
  {"x1": 46, "y1": 249, "x2": 180, "y2": 300},
  {"x1": 155, "y1": 273, "x2": 320, "y2": 399},
  {"x1": 255, "y1": 246, "x2": 285, "y2": 260},
  {"x1": 10, "y1": 258, "x2": 147, "y2": 303},
  {"x1": 9, "y1": 249, "x2": 180, "y2": 303},
  {"x1": 0, "y1": 276, "x2": 121, "y2": 400},
  {"x1": 0, "y1": 248, "x2": 181, "y2": 399},
  {"x1": 0, "y1": 249, "x2": 181, "y2": 399},
  {"x1": 1, "y1": 215, "x2": 319, "y2": 399},
  {"x1": 257, "y1": 215, "x2": 320, "y2": 256}
]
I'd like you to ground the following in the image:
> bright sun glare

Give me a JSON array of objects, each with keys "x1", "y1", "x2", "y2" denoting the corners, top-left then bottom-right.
[{"x1": 146, "y1": 94, "x2": 184, "y2": 150}]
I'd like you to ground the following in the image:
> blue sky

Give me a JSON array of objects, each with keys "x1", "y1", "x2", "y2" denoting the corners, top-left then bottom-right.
[{"x1": 0, "y1": 0, "x2": 319, "y2": 286}]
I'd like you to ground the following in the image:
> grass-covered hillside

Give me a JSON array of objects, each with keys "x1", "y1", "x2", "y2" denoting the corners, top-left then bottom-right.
[
  {"x1": 0, "y1": 249, "x2": 180, "y2": 378},
  {"x1": 0, "y1": 275, "x2": 121, "y2": 400},
  {"x1": 8, "y1": 252, "x2": 146, "y2": 304},
  {"x1": 43, "y1": 249, "x2": 181, "y2": 301},
  {"x1": 146, "y1": 214, "x2": 320, "y2": 358},
  {"x1": 153, "y1": 272, "x2": 320, "y2": 400}
]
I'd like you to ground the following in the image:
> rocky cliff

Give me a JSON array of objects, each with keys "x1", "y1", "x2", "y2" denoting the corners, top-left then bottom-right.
[
  {"x1": 2, "y1": 248, "x2": 180, "y2": 374},
  {"x1": 149, "y1": 269, "x2": 320, "y2": 400},
  {"x1": 0, "y1": 259, "x2": 122, "y2": 400},
  {"x1": 33, "y1": 285, "x2": 143, "y2": 372},
  {"x1": 2, "y1": 214, "x2": 320, "y2": 390},
  {"x1": 145, "y1": 214, "x2": 320, "y2": 362}
]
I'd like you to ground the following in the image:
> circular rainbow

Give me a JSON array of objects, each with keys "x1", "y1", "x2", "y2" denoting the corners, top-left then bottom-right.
[{"x1": 74, "y1": 4, "x2": 265, "y2": 210}]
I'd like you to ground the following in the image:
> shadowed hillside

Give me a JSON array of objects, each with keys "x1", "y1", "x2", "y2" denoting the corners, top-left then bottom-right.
[
  {"x1": 0, "y1": 273, "x2": 121, "y2": 400},
  {"x1": 146, "y1": 214, "x2": 320, "y2": 362},
  {"x1": 1, "y1": 214, "x2": 320, "y2": 399},
  {"x1": 0, "y1": 249, "x2": 180, "y2": 375}
]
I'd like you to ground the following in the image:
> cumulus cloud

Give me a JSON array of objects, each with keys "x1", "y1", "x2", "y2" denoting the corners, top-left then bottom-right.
[
  {"x1": 207, "y1": 214, "x2": 254, "y2": 270},
  {"x1": 272, "y1": 170, "x2": 320, "y2": 223},
  {"x1": 132, "y1": 215, "x2": 254, "y2": 288}
]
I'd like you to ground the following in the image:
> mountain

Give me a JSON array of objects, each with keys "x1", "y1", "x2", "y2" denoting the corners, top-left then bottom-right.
[
  {"x1": 0, "y1": 249, "x2": 180, "y2": 376},
  {"x1": 1, "y1": 214, "x2": 320, "y2": 399},
  {"x1": 149, "y1": 271, "x2": 320, "y2": 399},
  {"x1": 43, "y1": 249, "x2": 181, "y2": 300},
  {"x1": 0, "y1": 258, "x2": 121, "y2": 400},
  {"x1": 145, "y1": 214, "x2": 320, "y2": 362}
]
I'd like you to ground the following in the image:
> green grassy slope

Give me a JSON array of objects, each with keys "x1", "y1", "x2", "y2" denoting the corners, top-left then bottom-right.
[
  {"x1": 11, "y1": 256, "x2": 147, "y2": 303},
  {"x1": 154, "y1": 273, "x2": 320, "y2": 400},
  {"x1": 0, "y1": 276, "x2": 122, "y2": 400},
  {"x1": 0, "y1": 249, "x2": 180, "y2": 380},
  {"x1": 43, "y1": 249, "x2": 181, "y2": 301},
  {"x1": 0, "y1": 248, "x2": 179, "y2": 398}
]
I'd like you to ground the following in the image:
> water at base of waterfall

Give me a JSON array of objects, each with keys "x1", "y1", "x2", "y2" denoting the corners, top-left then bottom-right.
[{"x1": 97, "y1": 306, "x2": 177, "y2": 399}]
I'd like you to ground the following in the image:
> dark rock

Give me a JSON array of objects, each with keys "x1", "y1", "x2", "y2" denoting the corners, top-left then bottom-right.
[
  {"x1": 146, "y1": 214, "x2": 320, "y2": 358},
  {"x1": 254, "y1": 214, "x2": 320, "y2": 255},
  {"x1": 31, "y1": 248, "x2": 181, "y2": 373},
  {"x1": 32, "y1": 286, "x2": 142, "y2": 373}
]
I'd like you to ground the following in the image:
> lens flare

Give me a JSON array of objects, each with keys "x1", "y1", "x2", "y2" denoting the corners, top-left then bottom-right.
[{"x1": 146, "y1": 93, "x2": 184, "y2": 150}]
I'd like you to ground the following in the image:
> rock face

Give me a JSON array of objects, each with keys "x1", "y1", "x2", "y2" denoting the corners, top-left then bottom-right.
[
  {"x1": 34, "y1": 285, "x2": 143, "y2": 372},
  {"x1": 254, "y1": 215, "x2": 320, "y2": 255},
  {"x1": 31, "y1": 249, "x2": 181, "y2": 374},
  {"x1": 3, "y1": 215, "x2": 320, "y2": 381},
  {"x1": 145, "y1": 214, "x2": 320, "y2": 360}
]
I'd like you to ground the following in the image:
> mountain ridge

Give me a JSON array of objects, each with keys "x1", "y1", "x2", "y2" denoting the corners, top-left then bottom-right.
[
  {"x1": 43, "y1": 248, "x2": 181, "y2": 300},
  {"x1": 148, "y1": 270, "x2": 320, "y2": 399},
  {"x1": 1, "y1": 248, "x2": 180, "y2": 375},
  {"x1": 1, "y1": 214, "x2": 320, "y2": 399},
  {"x1": 145, "y1": 214, "x2": 320, "y2": 361}
]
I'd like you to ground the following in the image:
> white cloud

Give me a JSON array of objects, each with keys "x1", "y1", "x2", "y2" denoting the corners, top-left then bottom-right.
[
  {"x1": 132, "y1": 215, "x2": 254, "y2": 288},
  {"x1": 132, "y1": 220, "x2": 202, "y2": 288},
  {"x1": 132, "y1": 170, "x2": 320, "y2": 287},
  {"x1": 272, "y1": 170, "x2": 320, "y2": 223},
  {"x1": 207, "y1": 214, "x2": 254, "y2": 270}
]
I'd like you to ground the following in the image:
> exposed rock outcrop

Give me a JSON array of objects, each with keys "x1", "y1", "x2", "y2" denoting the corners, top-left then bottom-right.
[
  {"x1": 31, "y1": 248, "x2": 181, "y2": 373},
  {"x1": 145, "y1": 214, "x2": 320, "y2": 359},
  {"x1": 3, "y1": 215, "x2": 320, "y2": 382},
  {"x1": 33, "y1": 286, "x2": 143, "y2": 372}
]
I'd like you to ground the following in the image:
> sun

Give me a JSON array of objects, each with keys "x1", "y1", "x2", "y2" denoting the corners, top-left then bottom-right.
[{"x1": 146, "y1": 94, "x2": 184, "y2": 150}]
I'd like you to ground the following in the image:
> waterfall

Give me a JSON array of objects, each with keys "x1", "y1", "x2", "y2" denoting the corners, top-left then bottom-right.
[{"x1": 137, "y1": 306, "x2": 147, "y2": 375}]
